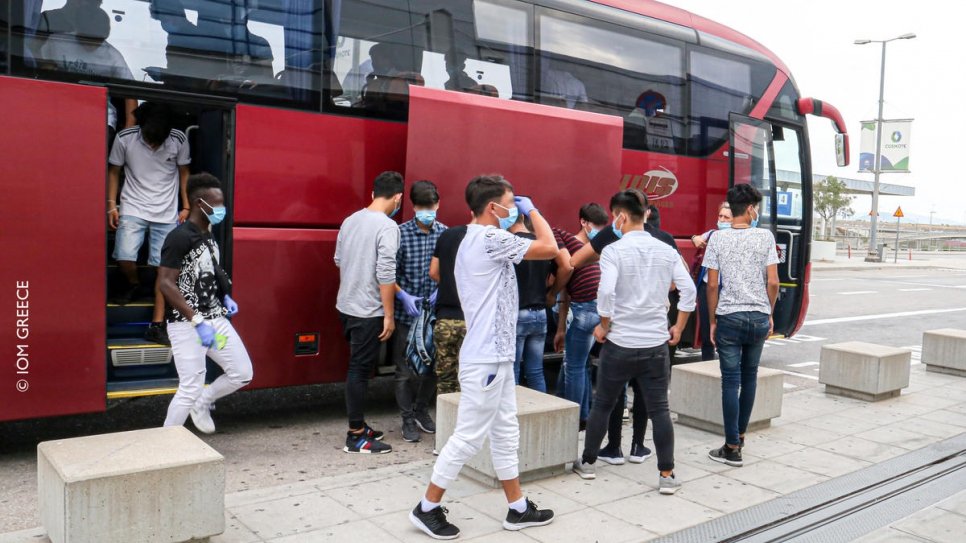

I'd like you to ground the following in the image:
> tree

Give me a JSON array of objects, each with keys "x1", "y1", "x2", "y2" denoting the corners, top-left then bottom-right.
[{"x1": 814, "y1": 176, "x2": 854, "y2": 240}]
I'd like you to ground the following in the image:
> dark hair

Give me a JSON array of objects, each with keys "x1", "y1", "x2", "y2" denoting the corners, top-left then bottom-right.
[
  {"x1": 410, "y1": 180, "x2": 439, "y2": 207},
  {"x1": 579, "y1": 203, "x2": 608, "y2": 225},
  {"x1": 465, "y1": 174, "x2": 513, "y2": 216},
  {"x1": 187, "y1": 172, "x2": 222, "y2": 202},
  {"x1": 609, "y1": 190, "x2": 647, "y2": 221},
  {"x1": 646, "y1": 204, "x2": 661, "y2": 229},
  {"x1": 727, "y1": 183, "x2": 763, "y2": 218},
  {"x1": 136, "y1": 102, "x2": 173, "y2": 147},
  {"x1": 373, "y1": 171, "x2": 404, "y2": 198}
]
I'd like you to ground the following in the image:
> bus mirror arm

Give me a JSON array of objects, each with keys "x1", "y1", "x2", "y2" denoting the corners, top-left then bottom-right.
[{"x1": 796, "y1": 98, "x2": 850, "y2": 167}]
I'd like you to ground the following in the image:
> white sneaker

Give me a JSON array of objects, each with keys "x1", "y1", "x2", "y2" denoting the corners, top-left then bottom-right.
[
  {"x1": 572, "y1": 458, "x2": 597, "y2": 480},
  {"x1": 190, "y1": 403, "x2": 216, "y2": 434}
]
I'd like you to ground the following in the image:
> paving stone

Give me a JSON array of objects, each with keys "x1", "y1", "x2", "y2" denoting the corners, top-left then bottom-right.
[
  {"x1": 816, "y1": 435, "x2": 910, "y2": 463},
  {"x1": 266, "y1": 520, "x2": 398, "y2": 542},
  {"x1": 892, "y1": 507, "x2": 966, "y2": 543},
  {"x1": 523, "y1": 508, "x2": 653, "y2": 543},
  {"x1": 601, "y1": 491, "x2": 721, "y2": 535},
  {"x1": 324, "y1": 474, "x2": 424, "y2": 516},
  {"x1": 371, "y1": 504, "x2": 502, "y2": 543},
  {"x1": 772, "y1": 447, "x2": 871, "y2": 478},
  {"x1": 725, "y1": 460, "x2": 828, "y2": 494},
  {"x1": 855, "y1": 426, "x2": 941, "y2": 450},
  {"x1": 672, "y1": 474, "x2": 780, "y2": 514},
  {"x1": 229, "y1": 494, "x2": 358, "y2": 540}
]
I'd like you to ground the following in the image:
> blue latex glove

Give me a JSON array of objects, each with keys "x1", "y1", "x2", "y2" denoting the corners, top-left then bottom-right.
[
  {"x1": 223, "y1": 295, "x2": 239, "y2": 317},
  {"x1": 514, "y1": 195, "x2": 536, "y2": 216},
  {"x1": 396, "y1": 289, "x2": 423, "y2": 317},
  {"x1": 196, "y1": 322, "x2": 216, "y2": 348},
  {"x1": 429, "y1": 289, "x2": 438, "y2": 306}
]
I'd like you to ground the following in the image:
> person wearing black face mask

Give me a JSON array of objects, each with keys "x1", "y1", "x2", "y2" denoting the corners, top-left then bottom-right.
[{"x1": 158, "y1": 173, "x2": 251, "y2": 434}]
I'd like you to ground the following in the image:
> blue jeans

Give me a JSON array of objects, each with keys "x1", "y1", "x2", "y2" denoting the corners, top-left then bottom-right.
[
  {"x1": 715, "y1": 311, "x2": 771, "y2": 446},
  {"x1": 113, "y1": 215, "x2": 177, "y2": 266},
  {"x1": 562, "y1": 301, "x2": 599, "y2": 420},
  {"x1": 515, "y1": 309, "x2": 548, "y2": 392}
]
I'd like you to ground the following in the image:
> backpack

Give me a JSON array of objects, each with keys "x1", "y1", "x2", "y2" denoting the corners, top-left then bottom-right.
[{"x1": 406, "y1": 299, "x2": 437, "y2": 376}]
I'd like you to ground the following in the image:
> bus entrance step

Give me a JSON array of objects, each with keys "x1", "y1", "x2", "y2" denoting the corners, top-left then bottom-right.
[
  {"x1": 106, "y1": 302, "x2": 154, "y2": 326},
  {"x1": 653, "y1": 433, "x2": 966, "y2": 543},
  {"x1": 108, "y1": 339, "x2": 173, "y2": 367}
]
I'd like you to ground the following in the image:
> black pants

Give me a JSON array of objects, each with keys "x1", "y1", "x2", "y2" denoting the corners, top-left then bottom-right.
[
  {"x1": 339, "y1": 312, "x2": 383, "y2": 429},
  {"x1": 583, "y1": 341, "x2": 674, "y2": 472},
  {"x1": 606, "y1": 378, "x2": 647, "y2": 450},
  {"x1": 390, "y1": 321, "x2": 437, "y2": 420},
  {"x1": 697, "y1": 281, "x2": 715, "y2": 361}
]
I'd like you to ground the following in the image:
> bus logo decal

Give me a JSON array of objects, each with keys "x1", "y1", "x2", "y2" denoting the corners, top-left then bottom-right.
[{"x1": 618, "y1": 167, "x2": 678, "y2": 200}]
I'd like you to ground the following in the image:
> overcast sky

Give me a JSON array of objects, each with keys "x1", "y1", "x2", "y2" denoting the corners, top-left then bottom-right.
[{"x1": 672, "y1": 0, "x2": 966, "y2": 225}]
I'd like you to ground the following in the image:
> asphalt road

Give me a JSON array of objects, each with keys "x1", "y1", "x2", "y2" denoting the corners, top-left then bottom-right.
[{"x1": 2, "y1": 266, "x2": 966, "y2": 532}]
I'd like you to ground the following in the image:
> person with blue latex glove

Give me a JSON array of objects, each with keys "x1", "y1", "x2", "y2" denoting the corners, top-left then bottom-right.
[
  {"x1": 158, "y1": 173, "x2": 254, "y2": 435},
  {"x1": 196, "y1": 321, "x2": 217, "y2": 347},
  {"x1": 514, "y1": 195, "x2": 537, "y2": 216},
  {"x1": 390, "y1": 180, "x2": 447, "y2": 444},
  {"x1": 429, "y1": 289, "x2": 438, "y2": 306},
  {"x1": 223, "y1": 295, "x2": 239, "y2": 317},
  {"x1": 396, "y1": 289, "x2": 423, "y2": 317}
]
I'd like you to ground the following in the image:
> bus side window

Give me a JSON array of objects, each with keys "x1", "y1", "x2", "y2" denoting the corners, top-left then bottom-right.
[{"x1": 535, "y1": 7, "x2": 686, "y2": 155}]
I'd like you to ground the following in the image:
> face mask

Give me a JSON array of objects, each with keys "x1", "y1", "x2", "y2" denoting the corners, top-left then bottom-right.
[
  {"x1": 583, "y1": 224, "x2": 600, "y2": 240},
  {"x1": 199, "y1": 198, "x2": 227, "y2": 225},
  {"x1": 494, "y1": 203, "x2": 519, "y2": 230},
  {"x1": 717, "y1": 222, "x2": 732, "y2": 230},
  {"x1": 750, "y1": 207, "x2": 760, "y2": 228},
  {"x1": 389, "y1": 199, "x2": 401, "y2": 219},
  {"x1": 415, "y1": 210, "x2": 436, "y2": 226},
  {"x1": 612, "y1": 214, "x2": 625, "y2": 239}
]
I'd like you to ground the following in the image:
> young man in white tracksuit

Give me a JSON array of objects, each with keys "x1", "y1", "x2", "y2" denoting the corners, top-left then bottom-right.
[{"x1": 409, "y1": 175, "x2": 559, "y2": 539}]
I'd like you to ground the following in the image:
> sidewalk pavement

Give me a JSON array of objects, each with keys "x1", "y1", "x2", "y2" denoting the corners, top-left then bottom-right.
[
  {"x1": 3, "y1": 364, "x2": 966, "y2": 543},
  {"x1": 811, "y1": 254, "x2": 966, "y2": 272}
]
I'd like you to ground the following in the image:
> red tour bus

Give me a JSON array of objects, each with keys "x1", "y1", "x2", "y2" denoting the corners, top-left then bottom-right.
[{"x1": 1, "y1": 0, "x2": 848, "y2": 422}]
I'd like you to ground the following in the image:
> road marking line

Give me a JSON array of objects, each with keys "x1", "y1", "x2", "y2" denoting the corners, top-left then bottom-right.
[
  {"x1": 788, "y1": 362, "x2": 820, "y2": 368},
  {"x1": 782, "y1": 369, "x2": 820, "y2": 381},
  {"x1": 803, "y1": 307, "x2": 966, "y2": 327},
  {"x1": 898, "y1": 288, "x2": 932, "y2": 292},
  {"x1": 837, "y1": 290, "x2": 878, "y2": 295}
]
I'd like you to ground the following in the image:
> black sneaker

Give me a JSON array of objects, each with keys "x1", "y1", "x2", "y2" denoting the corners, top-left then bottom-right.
[
  {"x1": 409, "y1": 503, "x2": 460, "y2": 540},
  {"x1": 414, "y1": 410, "x2": 436, "y2": 434},
  {"x1": 503, "y1": 498, "x2": 554, "y2": 531},
  {"x1": 110, "y1": 282, "x2": 140, "y2": 305},
  {"x1": 708, "y1": 444, "x2": 743, "y2": 467},
  {"x1": 598, "y1": 444, "x2": 625, "y2": 465},
  {"x1": 144, "y1": 322, "x2": 170, "y2": 345},
  {"x1": 629, "y1": 443, "x2": 652, "y2": 464},
  {"x1": 362, "y1": 423, "x2": 384, "y2": 441},
  {"x1": 402, "y1": 418, "x2": 421, "y2": 443},
  {"x1": 343, "y1": 431, "x2": 392, "y2": 454}
]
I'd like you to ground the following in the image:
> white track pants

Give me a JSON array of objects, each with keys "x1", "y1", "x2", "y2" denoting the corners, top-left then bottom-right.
[
  {"x1": 163, "y1": 317, "x2": 254, "y2": 427},
  {"x1": 431, "y1": 362, "x2": 519, "y2": 488}
]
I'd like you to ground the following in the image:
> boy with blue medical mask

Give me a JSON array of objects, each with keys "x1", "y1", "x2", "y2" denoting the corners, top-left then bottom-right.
[{"x1": 392, "y1": 180, "x2": 447, "y2": 443}]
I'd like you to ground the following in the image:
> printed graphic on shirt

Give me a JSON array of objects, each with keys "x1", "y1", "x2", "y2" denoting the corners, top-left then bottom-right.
[
  {"x1": 456, "y1": 226, "x2": 531, "y2": 364},
  {"x1": 162, "y1": 223, "x2": 228, "y2": 323},
  {"x1": 703, "y1": 228, "x2": 779, "y2": 316}
]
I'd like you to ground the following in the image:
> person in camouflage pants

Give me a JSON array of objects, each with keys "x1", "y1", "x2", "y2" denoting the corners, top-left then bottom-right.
[{"x1": 433, "y1": 318, "x2": 465, "y2": 394}]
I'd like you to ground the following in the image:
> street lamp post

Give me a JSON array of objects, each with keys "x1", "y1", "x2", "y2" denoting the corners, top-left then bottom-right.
[{"x1": 854, "y1": 33, "x2": 916, "y2": 262}]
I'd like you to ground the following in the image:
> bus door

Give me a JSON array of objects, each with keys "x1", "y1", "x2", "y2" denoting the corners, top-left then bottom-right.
[
  {"x1": 728, "y1": 114, "x2": 805, "y2": 337},
  {"x1": 1, "y1": 77, "x2": 107, "y2": 421},
  {"x1": 103, "y1": 87, "x2": 235, "y2": 399}
]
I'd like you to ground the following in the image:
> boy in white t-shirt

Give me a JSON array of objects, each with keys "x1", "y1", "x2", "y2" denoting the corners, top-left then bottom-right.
[{"x1": 409, "y1": 175, "x2": 559, "y2": 539}]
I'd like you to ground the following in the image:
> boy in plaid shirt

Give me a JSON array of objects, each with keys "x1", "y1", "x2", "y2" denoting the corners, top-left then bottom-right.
[{"x1": 392, "y1": 180, "x2": 447, "y2": 443}]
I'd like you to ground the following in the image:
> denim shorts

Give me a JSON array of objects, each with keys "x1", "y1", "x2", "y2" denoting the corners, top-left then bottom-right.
[{"x1": 113, "y1": 215, "x2": 177, "y2": 266}]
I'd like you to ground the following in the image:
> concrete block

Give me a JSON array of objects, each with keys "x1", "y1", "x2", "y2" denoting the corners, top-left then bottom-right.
[
  {"x1": 669, "y1": 361, "x2": 783, "y2": 434},
  {"x1": 923, "y1": 329, "x2": 966, "y2": 377},
  {"x1": 435, "y1": 385, "x2": 579, "y2": 488},
  {"x1": 38, "y1": 426, "x2": 225, "y2": 543},
  {"x1": 819, "y1": 342, "x2": 911, "y2": 401}
]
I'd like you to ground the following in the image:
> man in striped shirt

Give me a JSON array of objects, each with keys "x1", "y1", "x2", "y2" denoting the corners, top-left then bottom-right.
[{"x1": 552, "y1": 203, "x2": 609, "y2": 427}]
